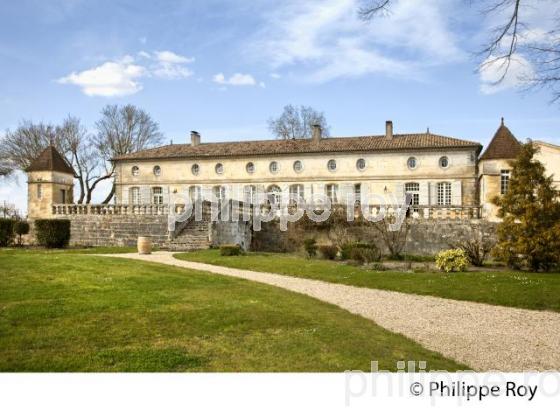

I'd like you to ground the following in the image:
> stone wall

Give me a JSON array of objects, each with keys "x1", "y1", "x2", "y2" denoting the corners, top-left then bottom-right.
[
  {"x1": 252, "y1": 219, "x2": 498, "y2": 256},
  {"x1": 52, "y1": 214, "x2": 170, "y2": 247},
  {"x1": 211, "y1": 219, "x2": 252, "y2": 250}
]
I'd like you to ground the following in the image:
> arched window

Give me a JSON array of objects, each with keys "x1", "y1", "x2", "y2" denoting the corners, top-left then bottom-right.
[
  {"x1": 129, "y1": 187, "x2": 140, "y2": 205},
  {"x1": 437, "y1": 182, "x2": 451, "y2": 206},
  {"x1": 131, "y1": 166, "x2": 139, "y2": 176},
  {"x1": 152, "y1": 187, "x2": 163, "y2": 205},
  {"x1": 267, "y1": 185, "x2": 281, "y2": 205}
]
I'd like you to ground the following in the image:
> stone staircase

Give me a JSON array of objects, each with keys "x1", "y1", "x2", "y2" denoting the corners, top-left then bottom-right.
[{"x1": 165, "y1": 217, "x2": 211, "y2": 251}]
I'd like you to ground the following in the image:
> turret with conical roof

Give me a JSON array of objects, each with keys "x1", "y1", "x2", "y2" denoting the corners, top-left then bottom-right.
[
  {"x1": 479, "y1": 118, "x2": 522, "y2": 221},
  {"x1": 479, "y1": 118, "x2": 522, "y2": 161},
  {"x1": 26, "y1": 146, "x2": 75, "y2": 219}
]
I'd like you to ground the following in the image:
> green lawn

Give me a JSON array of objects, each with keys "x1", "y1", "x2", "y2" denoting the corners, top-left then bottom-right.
[
  {"x1": 0, "y1": 249, "x2": 466, "y2": 372},
  {"x1": 175, "y1": 250, "x2": 560, "y2": 312}
]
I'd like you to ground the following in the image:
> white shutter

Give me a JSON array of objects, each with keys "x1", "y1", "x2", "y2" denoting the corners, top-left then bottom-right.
[
  {"x1": 419, "y1": 181, "x2": 429, "y2": 205},
  {"x1": 141, "y1": 186, "x2": 151, "y2": 204},
  {"x1": 304, "y1": 183, "x2": 313, "y2": 201},
  {"x1": 393, "y1": 182, "x2": 404, "y2": 205},
  {"x1": 431, "y1": 182, "x2": 438, "y2": 206},
  {"x1": 451, "y1": 180, "x2": 462, "y2": 206},
  {"x1": 162, "y1": 186, "x2": 170, "y2": 205},
  {"x1": 121, "y1": 186, "x2": 129, "y2": 204},
  {"x1": 338, "y1": 183, "x2": 353, "y2": 205}
]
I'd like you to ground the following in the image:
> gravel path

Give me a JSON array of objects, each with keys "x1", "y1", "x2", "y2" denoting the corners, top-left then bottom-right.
[{"x1": 102, "y1": 252, "x2": 560, "y2": 371}]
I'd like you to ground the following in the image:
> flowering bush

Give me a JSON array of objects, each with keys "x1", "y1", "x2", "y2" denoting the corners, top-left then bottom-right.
[{"x1": 435, "y1": 249, "x2": 469, "y2": 272}]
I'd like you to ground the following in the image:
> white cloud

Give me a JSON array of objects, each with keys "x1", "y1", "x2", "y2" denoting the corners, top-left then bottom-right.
[
  {"x1": 249, "y1": 0, "x2": 464, "y2": 82},
  {"x1": 269, "y1": 73, "x2": 281, "y2": 79},
  {"x1": 154, "y1": 50, "x2": 194, "y2": 64},
  {"x1": 59, "y1": 50, "x2": 194, "y2": 96},
  {"x1": 479, "y1": 54, "x2": 535, "y2": 94},
  {"x1": 213, "y1": 72, "x2": 260, "y2": 86},
  {"x1": 58, "y1": 57, "x2": 146, "y2": 97}
]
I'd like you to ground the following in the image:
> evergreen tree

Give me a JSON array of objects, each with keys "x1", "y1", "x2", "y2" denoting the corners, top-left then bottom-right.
[{"x1": 493, "y1": 142, "x2": 560, "y2": 271}]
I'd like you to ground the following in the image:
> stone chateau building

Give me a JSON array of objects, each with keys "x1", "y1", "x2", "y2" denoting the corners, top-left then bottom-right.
[
  {"x1": 28, "y1": 119, "x2": 560, "y2": 224},
  {"x1": 24, "y1": 118, "x2": 560, "y2": 253}
]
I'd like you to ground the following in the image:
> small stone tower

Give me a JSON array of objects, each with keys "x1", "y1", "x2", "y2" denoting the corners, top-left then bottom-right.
[
  {"x1": 478, "y1": 118, "x2": 522, "y2": 221},
  {"x1": 26, "y1": 146, "x2": 76, "y2": 219}
]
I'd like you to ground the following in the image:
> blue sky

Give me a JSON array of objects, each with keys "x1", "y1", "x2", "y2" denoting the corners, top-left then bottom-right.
[{"x1": 1, "y1": 0, "x2": 559, "y2": 213}]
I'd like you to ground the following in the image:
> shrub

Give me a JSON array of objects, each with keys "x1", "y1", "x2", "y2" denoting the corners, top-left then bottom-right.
[
  {"x1": 435, "y1": 249, "x2": 469, "y2": 272},
  {"x1": 341, "y1": 242, "x2": 380, "y2": 264},
  {"x1": 13, "y1": 220, "x2": 30, "y2": 246},
  {"x1": 350, "y1": 246, "x2": 380, "y2": 265},
  {"x1": 303, "y1": 238, "x2": 317, "y2": 258},
  {"x1": 340, "y1": 243, "x2": 354, "y2": 260},
  {"x1": 319, "y1": 245, "x2": 338, "y2": 260},
  {"x1": 0, "y1": 218, "x2": 15, "y2": 247},
  {"x1": 220, "y1": 244, "x2": 243, "y2": 256},
  {"x1": 34, "y1": 219, "x2": 71, "y2": 248}
]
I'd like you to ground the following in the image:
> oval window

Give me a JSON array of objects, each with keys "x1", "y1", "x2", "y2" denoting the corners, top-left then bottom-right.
[
  {"x1": 215, "y1": 163, "x2": 224, "y2": 174},
  {"x1": 293, "y1": 160, "x2": 303, "y2": 173},
  {"x1": 246, "y1": 162, "x2": 255, "y2": 174},
  {"x1": 153, "y1": 165, "x2": 161, "y2": 176},
  {"x1": 327, "y1": 159, "x2": 337, "y2": 171},
  {"x1": 439, "y1": 156, "x2": 449, "y2": 168},
  {"x1": 191, "y1": 164, "x2": 200, "y2": 176},
  {"x1": 407, "y1": 157, "x2": 417, "y2": 170},
  {"x1": 131, "y1": 166, "x2": 139, "y2": 176},
  {"x1": 356, "y1": 158, "x2": 366, "y2": 171},
  {"x1": 269, "y1": 161, "x2": 279, "y2": 173}
]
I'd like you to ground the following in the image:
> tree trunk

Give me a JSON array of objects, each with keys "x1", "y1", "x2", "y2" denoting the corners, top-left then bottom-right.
[{"x1": 102, "y1": 183, "x2": 115, "y2": 204}]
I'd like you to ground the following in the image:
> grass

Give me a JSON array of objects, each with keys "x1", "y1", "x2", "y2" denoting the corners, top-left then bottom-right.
[
  {"x1": 175, "y1": 250, "x2": 560, "y2": 312},
  {"x1": 0, "y1": 249, "x2": 467, "y2": 372}
]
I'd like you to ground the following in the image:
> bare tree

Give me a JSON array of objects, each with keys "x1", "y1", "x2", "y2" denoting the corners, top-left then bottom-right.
[
  {"x1": 0, "y1": 121, "x2": 61, "y2": 176},
  {"x1": 358, "y1": 0, "x2": 560, "y2": 102},
  {"x1": 268, "y1": 104, "x2": 330, "y2": 140},
  {"x1": 56, "y1": 116, "x2": 99, "y2": 204},
  {"x1": 93, "y1": 104, "x2": 163, "y2": 204}
]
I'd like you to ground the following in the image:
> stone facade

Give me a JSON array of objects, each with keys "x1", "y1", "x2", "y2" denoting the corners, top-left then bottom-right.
[{"x1": 27, "y1": 170, "x2": 74, "y2": 219}]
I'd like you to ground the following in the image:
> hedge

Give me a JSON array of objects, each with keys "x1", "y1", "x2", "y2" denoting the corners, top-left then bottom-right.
[
  {"x1": 0, "y1": 218, "x2": 15, "y2": 247},
  {"x1": 35, "y1": 219, "x2": 71, "y2": 248}
]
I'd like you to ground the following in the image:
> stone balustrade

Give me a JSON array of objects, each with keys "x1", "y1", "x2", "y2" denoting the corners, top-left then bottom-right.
[
  {"x1": 52, "y1": 203, "x2": 169, "y2": 216},
  {"x1": 52, "y1": 202, "x2": 481, "y2": 220}
]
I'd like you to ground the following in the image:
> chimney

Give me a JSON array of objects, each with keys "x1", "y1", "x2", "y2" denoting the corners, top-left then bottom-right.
[
  {"x1": 385, "y1": 120, "x2": 393, "y2": 140},
  {"x1": 191, "y1": 131, "x2": 200, "y2": 146},
  {"x1": 311, "y1": 124, "x2": 322, "y2": 142}
]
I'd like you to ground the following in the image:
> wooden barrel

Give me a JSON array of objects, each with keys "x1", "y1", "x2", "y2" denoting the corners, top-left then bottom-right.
[{"x1": 137, "y1": 236, "x2": 152, "y2": 255}]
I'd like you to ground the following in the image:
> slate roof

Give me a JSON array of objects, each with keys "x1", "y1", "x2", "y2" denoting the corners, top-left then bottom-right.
[
  {"x1": 26, "y1": 146, "x2": 76, "y2": 175},
  {"x1": 114, "y1": 132, "x2": 482, "y2": 161},
  {"x1": 479, "y1": 120, "x2": 522, "y2": 161}
]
